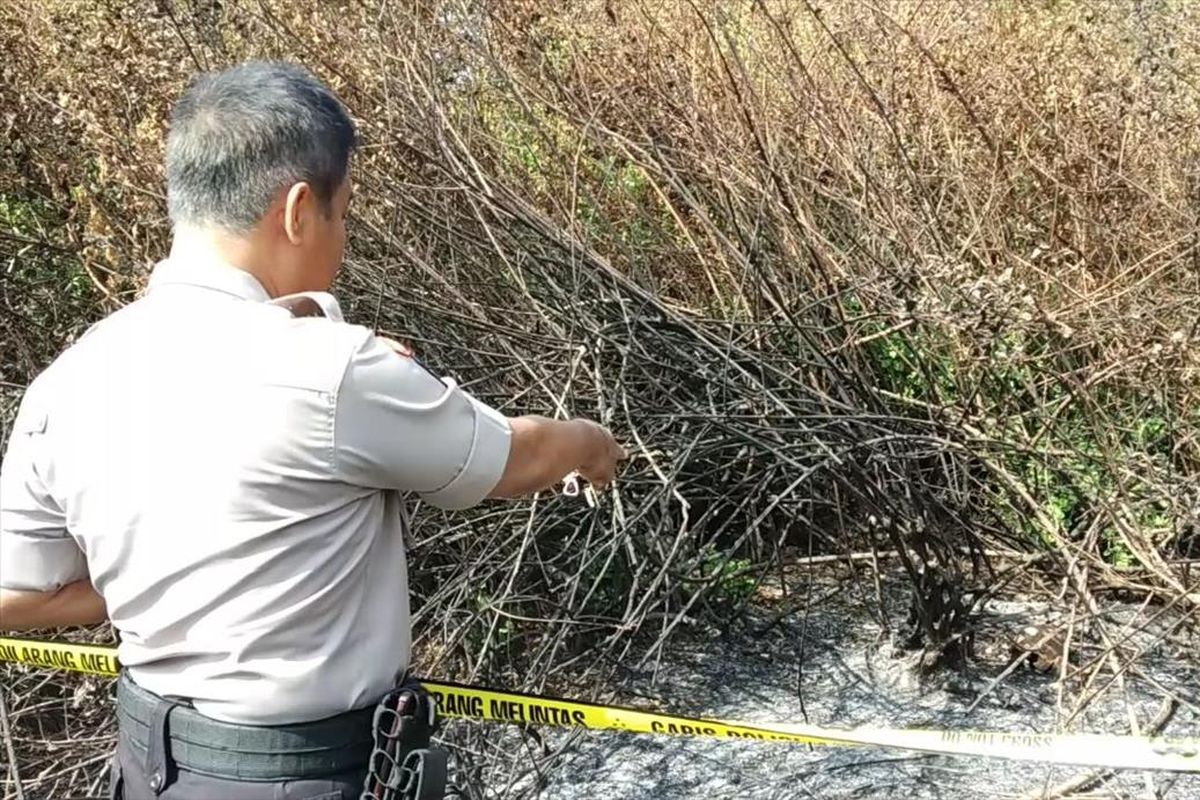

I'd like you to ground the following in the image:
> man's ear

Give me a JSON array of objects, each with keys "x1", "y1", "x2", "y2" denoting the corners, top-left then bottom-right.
[{"x1": 283, "y1": 181, "x2": 313, "y2": 245}]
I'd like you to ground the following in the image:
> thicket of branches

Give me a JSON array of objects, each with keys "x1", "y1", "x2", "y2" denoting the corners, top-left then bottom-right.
[{"x1": 2, "y1": 1, "x2": 1199, "y2": 797}]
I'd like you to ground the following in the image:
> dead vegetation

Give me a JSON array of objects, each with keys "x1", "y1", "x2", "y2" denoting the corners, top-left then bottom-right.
[{"x1": 2, "y1": 1, "x2": 1199, "y2": 797}]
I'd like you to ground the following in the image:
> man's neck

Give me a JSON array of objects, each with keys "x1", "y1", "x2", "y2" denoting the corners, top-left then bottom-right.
[{"x1": 169, "y1": 225, "x2": 285, "y2": 298}]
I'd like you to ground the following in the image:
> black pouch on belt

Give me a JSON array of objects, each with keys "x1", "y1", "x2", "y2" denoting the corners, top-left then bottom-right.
[{"x1": 359, "y1": 678, "x2": 447, "y2": 800}]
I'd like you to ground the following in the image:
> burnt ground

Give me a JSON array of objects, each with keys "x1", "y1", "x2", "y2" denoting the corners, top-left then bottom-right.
[
  {"x1": 447, "y1": 564, "x2": 1200, "y2": 799},
  {"x1": 1, "y1": 563, "x2": 1196, "y2": 799}
]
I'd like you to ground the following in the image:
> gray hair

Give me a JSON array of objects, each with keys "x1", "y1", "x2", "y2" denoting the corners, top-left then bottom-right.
[{"x1": 166, "y1": 61, "x2": 357, "y2": 232}]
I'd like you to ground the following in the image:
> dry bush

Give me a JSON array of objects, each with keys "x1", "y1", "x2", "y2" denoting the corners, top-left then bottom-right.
[{"x1": 2, "y1": 1, "x2": 1199, "y2": 797}]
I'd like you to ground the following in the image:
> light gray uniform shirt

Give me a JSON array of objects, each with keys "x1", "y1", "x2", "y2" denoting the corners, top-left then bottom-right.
[{"x1": 0, "y1": 254, "x2": 512, "y2": 724}]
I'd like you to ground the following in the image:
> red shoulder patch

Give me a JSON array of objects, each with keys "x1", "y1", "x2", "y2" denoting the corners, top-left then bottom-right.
[{"x1": 378, "y1": 336, "x2": 414, "y2": 358}]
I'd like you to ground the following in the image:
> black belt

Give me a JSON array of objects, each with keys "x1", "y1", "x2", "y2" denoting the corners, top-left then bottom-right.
[{"x1": 116, "y1": 672, "x2": 374, "y2": 785}]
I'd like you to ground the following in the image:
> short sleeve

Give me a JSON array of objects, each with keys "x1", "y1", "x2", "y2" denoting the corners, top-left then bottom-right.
[
  {"x1": 334, "y1": 334, "x2": 512, "y2": 510},
  {"x1": 0, "y1": 381, "x2": 87, "y2": 592}
]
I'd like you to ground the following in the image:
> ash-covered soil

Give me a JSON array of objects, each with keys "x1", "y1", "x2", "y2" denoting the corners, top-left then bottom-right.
[{"x1": 452, "y1": 566, "x2": 1199, "y2": 799}]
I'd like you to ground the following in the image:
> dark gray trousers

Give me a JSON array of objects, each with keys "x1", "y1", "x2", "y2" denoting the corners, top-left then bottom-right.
[{"x1": 109, "y1": 734, "x2": 366, "y2": 800}]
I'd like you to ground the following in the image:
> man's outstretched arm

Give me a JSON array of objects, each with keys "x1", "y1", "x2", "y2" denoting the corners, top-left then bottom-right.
[
  {"x1": 0, "y1": 581, "x2": 107, "y2": 631},
  {"x1": 489, "y1": 416, "x2": 625, "y2": 498},
  {"x1": 337, "y1": 334, "x2": 626, "y2": 509}
]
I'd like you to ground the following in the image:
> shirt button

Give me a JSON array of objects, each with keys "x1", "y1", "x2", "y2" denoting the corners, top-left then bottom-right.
[{"x1": 149, "y1": 772, "x2": 162, "y2": 790}]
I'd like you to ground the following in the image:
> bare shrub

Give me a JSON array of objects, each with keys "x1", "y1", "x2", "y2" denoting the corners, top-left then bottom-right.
[{"x1": 2, "y1": 2, "x2": 1198, "y2": 797}]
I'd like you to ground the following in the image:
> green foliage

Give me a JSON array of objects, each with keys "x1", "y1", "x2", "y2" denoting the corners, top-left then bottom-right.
[
  {"x1": 0, "y1": 192, "x2": 101, "y2": 382},
  {"x1": 2, "y1": 194, "x2": 92, "y2": 304},
  {"x1": 866, "y1": 328, "x2": 957, "y2": 404},
  {"x1": 687, "y1": 547, "x2": 756, "y2": 603},
  {"x1": 1103, "y1": 532, "x2": 1135, "y2": 568},
  {"x1": 860, "y1": 313, "x2": 1180, "y2": 570}
]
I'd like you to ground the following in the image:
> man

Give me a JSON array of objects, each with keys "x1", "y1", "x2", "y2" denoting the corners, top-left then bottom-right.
[{"x1": 0, "y1": 62, "x2": 625, "y2": 799}]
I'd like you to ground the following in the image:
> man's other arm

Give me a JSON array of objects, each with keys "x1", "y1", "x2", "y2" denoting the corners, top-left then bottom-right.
[
  {"x1": 0, "y1": 582, "x2": 107, "y2": 631},
  {"x1": 0, "y1": 376, "x2": 105, "y2": 632}
]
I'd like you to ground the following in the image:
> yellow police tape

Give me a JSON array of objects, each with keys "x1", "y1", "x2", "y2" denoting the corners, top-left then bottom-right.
[{"x1": 2, "y1": 636, "x2": 1198, "y2": 772}]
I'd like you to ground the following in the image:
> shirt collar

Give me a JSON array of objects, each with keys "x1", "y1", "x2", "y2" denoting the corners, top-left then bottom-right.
[{"x1": 148, "y1": 250, "x2": 272, "y2": 302}]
